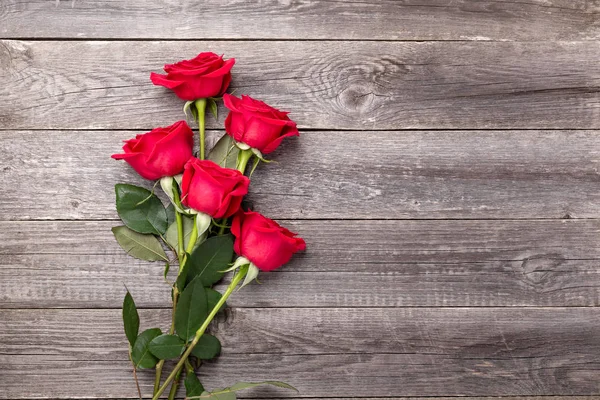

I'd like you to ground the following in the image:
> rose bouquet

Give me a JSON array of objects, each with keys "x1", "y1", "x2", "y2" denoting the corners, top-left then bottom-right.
[{"x1": 111, "y1": 52, "x2": 305, "y2": 399}]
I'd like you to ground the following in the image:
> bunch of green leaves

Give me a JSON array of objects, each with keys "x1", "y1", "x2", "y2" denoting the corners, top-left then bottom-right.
[{"x1": 113, "y1": 174, "x2": 234, "y2": 394}]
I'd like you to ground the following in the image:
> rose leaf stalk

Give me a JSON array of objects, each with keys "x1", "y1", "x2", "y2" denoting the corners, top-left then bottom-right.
[
  {"x1": 152, "y1": 265, "x2": 249, "y2": 400},
  {"x1": 195, "y1": 98, "x2": 207, "y2": 160}
]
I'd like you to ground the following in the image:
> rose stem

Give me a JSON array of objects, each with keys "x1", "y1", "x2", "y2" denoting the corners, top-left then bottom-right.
[
  {"x1": 154, "y1": 207, "x2": 187, "y2": 395},
  {"x1": 236, "y1": 149, "x2": 253, "y2": 174},
  {"x1": 167, "y1": 368, "x2": 183, "y2": 400},
  {"x1": 186, "y1": 215, "x2": 198, "y2": 253},
  {"x1": 195, "y1": 98, "x2": 207, "y2": 160},
  {"x1": 152, "y1": 266, "x2": 249, "y2": 400},
  {"x1": 129, "y1": 350, "x2": 143, "y2": 400}
]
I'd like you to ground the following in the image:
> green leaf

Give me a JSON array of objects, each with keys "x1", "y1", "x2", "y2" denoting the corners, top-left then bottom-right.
[
  {"x1": 191, "y1": 334, "x2": 221, "y2": 360},
  {"x1": 115, "y1": 183, "x2": 168, "y2": 235},
  {"x1": 122, "y1": 291, "x2": 139, "y2": 347},
  {"x1": 206, "y1": 392, "x2": 236, "y2": 400},
  {"x1": 194, "y1": 392, "x2": 235, "y2": 400},
  {"x1": 175, "y1": 277, "x2": 208, "y2": 341},
  {"x1": 228, "y1": 381, "x2": 298, "y2": 392},
  {"x1": 188, "y1": 381, "x2": 297, "y2": 399},
  {"x1": 208, "y1": 98, "x2": 219, "y2": 120},
  {"x1": 186, "y1": 234, "x2": 234, "y2": 287},
  {"x1": 164, "y1": 215, "x2": 195, "y2": 251},
  {"x1": 131, "y1": 328, "x2": 162, "y2": 369},
  {"x1": 176, "y1": 256, "x2": 190, "y2": 292},
  {"x1": 112, "y1": 226, "x2": 168, "y2": 262},
  {"x1": 166, "y1": 203, "x2": 176, "y2": 226},
  {"x1": 208, "y1": 134, "x2": 239, "y2": 169},
  {"x1": 185, "y1": 372, "x2": 205, "y2": 397},
  {"x1": 148, "y1": 334, "x2": 185, "y2": 360},
  {"x1": 206, "y1": 288, "x2": 227, "y2": 313}
]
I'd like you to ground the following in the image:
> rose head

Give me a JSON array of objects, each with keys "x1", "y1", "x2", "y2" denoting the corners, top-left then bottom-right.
[
  {"x1": 231, "y1": 210, "x2": 306, "y2": 271},
  {"x1": 224, "y1": 94, "x2": 299, "y2": 155},
  {"x1": 111, "y1": 120, "x2": 194, "y2": 180},
  {"x1": 150, "y1": 52, "x2": 235, "y2": 101},
  {"x1": 181, "y1": 159, "x2": 250, "y2": 218}
]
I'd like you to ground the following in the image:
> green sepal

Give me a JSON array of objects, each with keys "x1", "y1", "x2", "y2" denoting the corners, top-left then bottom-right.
[
  {"x1": 184, "y1": 100, "x2": 199, "y2": 122},
  {"x1": 207, "y1": 97, "x2": 218, "y2": 120}
]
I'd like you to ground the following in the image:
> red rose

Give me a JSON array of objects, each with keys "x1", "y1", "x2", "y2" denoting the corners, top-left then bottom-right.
[
  {"x1": 181, "y1": 159, "x2": 250, "y2": 218},
  {"x1": 231, "y1": 210, "x2": 306, "y2": 271},
  {"x1": 150, "y1": 52, "x2": 235, "y2": 101},
  {"x1": 224, "y1": 94, "x2": 299, "y2": 155},
  {"x1": 111, "y1": 120, "x2": 193, "y2": 180}
]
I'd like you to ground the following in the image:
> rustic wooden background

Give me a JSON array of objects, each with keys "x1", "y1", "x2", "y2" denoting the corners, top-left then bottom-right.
[{"x1": 1, "y1": 1, "x2": 600, "y2": 399}]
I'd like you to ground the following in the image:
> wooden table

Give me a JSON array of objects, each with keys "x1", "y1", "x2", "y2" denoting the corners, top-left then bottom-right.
[{"x1": 1, "y1": 1, "x2": 600, "y2": 399}]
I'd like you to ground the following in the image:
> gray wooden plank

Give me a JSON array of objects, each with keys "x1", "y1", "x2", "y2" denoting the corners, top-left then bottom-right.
[
  {"x1": 2, "y1": 40, "x2": 600, "y2": 130},
  {"x1": 2, "y1": 130, "x2": 600, "y2": 220},
  {"x1": 2, "y1": 0, "x2": 599, "y2": 41},
  {"x1": 1, "y1": 220, "x2": 599, "y2": 308},
  {"x1": 1, "y1": 308, "x2": 599, "y2": 397}
]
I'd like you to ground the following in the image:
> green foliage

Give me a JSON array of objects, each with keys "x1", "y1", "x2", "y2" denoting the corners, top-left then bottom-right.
[
  {"x1": 207, "y1": 97, "x2": 218, "y2": 120},
  {"x1": 148, "y1": 334, "x2": 186, "y2": 360},
  {"x1": 166, "y1": 203, "x2": 176, "y2": 226},
  {"x1": 206, "y1": 288, "x2": 227, "y2": 313},
  {"x1": 191, "y1": 334, "x2": 221, "y2": 360},
  {"x1": 187, "y1": 381, "x2": 298, "y2": 399},
  {"x1": 122, "y1": 290, "x2": 139, "y2": 347},
  {"x1": 131, "y1": 328, "x2": 162, "y2": 369},
  {"x1": 208, "y1": 134, "x2": 239, "y2": 169},
  {"x1": 115, "y1": 184, "x2": 168, "y2": 235},
  {"x1": 186, "y1": 234, "x2": 234, "y2": 287},
  {"x1": 112, "y1": 226, "x2": 168, "y2": 262},
  {"x1": 175, "y1": 277, "x2": 208, "y2": 341},
  {"x1": 165, "y1": 215, "x2": 195, "y2": 251},
  {"x1": 185, "y1": 372, "x2": 205, "y2": 397}
]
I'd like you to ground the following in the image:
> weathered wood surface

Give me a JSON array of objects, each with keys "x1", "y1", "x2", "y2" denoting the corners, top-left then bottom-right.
[
  {"x1": 4, "y1": 354, "x2": 599, "y2": 398},
  {"x1": 3, "y1": 1, "x2": 600, "y2": 399},
  {"x1": 2, "y1": 130, "x2": 599, "y2": 220},
  {"x1": 2, "y1": 40, "x2": 600, "y2": 130},
  {"x1": 1, "y1": 220, "x2": 599, "y2": 309},
  {"x1": 3, "y1": 0, "x2": 600, "y2": 41},
  {"x1": 1, "y1": 308, "x2": 600, "y2": 398}
]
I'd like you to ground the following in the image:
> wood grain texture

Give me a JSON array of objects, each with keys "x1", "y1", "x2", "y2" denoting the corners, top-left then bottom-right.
[
  {"x1": 1, "y1": 308, "x2": 600, "y2": 397},
  {"x1": 2, "y1": 0, "x2": 600, "y2": 41},
  {"x1": 2, "y1": 130, "x2": 600, "y2": 220},
  {"x1": 1, "y1": 220, "x2": 599, "y2": 308},
  {"x1": 2, "y1": 40, "x2": 600, "y2": 130}
]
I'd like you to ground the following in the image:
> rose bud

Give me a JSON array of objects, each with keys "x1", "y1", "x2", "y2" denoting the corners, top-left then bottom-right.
[
  {"x1": 111, "y1": 120, "x2": 194, "y2": 180},
  {"x1": 180, "y1": 158, "x2": 250, "y2": 218},
  {"x1": 231, "y1": 210, "x2": 306, "y2": 272},
  {"x1": 223, "y1": 94, "x2": 299, "y2": 155},
  {"x1": 150, "y1": 52, "x2": 235, "y2": 101}
]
